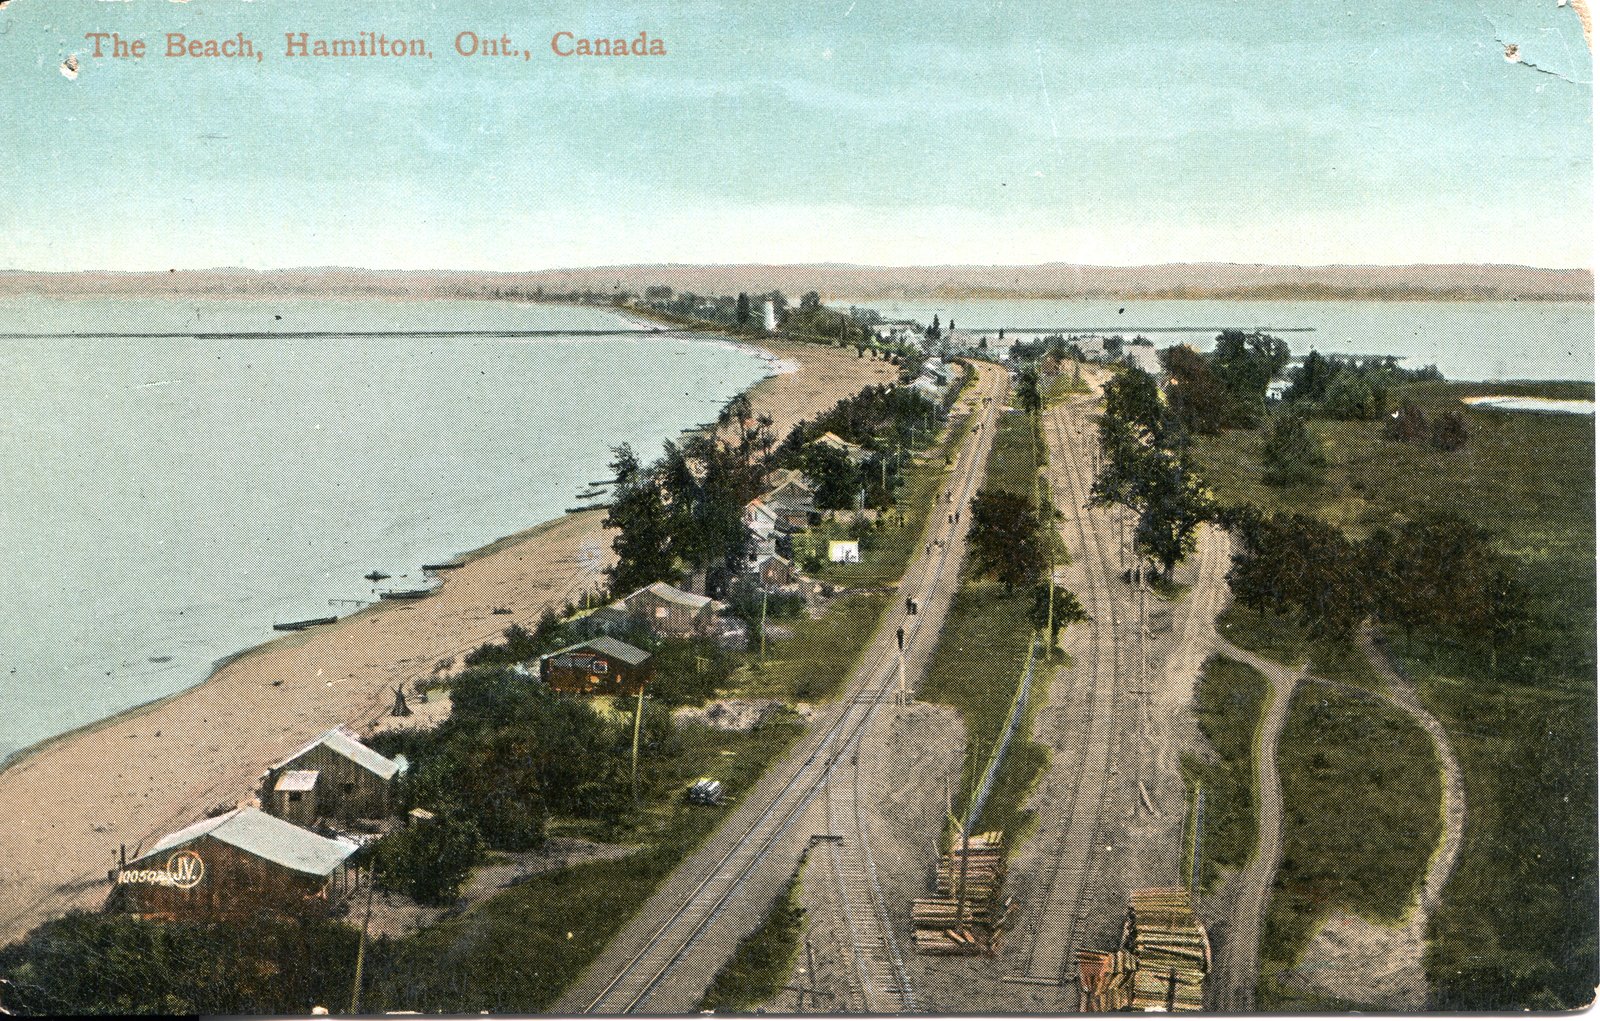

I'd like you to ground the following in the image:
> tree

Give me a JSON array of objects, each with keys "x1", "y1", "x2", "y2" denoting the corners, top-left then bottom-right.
[
  {"x1": 604, "y1": 470, "x2": 675, "y2": 593},
  {"x1": 1030, "y1": 582, "x2": 1089, "y2": 648},
  {"x1": 967, "y1": 489, "x2": 1046, "y2": 593},
  {"x1": 1210, "y1": 330, "x2": 1290, "y2": 427},
  {"x1": 1161, "y1": 343, "x2": 1231, "y2": 436},
  {"x1": 1384, "y1": 401, "x2": 1430, "y2": 443},
  {"x1": 1017, "y1": 366, "x2": 1043, "y2": 415},
  {"x1": 1260, "y1": 414, "x2": 1325, "y2": 487},
  {"x1": 1102, "y1": 366, "x2": 1166, "y2": 444},
  {"x1": 735, "y1": 292, "x2": 751, "y2": 326},
  {"x1": 373, "y1": 810, "x2": 483, "y2": 906},
  {"x1": 1131, "y1": 450, "x2": 1214, "y2": 579},
  {"x1": 802, "y1": 442, "x2": 860, "y2": 510},
  {"x1": 1430, "y1": 410, "x2": 1469, "y2": 451}
]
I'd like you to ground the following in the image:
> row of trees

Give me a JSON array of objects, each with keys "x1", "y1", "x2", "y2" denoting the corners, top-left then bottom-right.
[
  {"x1": 1222, "y1": 506, "x2": 1527, "y2": 665},
  {"x1": 1161, "y1": 331, "x2": 1291, "y2": 434},
  {"x1": 1090, "y1": 368, "x2": 1215, "y2": 578},
  {"x1": 1282, "y1": 350, "x2": 1443, "y2": 421}
]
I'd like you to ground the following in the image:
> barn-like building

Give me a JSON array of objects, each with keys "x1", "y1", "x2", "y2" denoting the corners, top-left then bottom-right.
[
  {"x1": 261, "y1": 725, "x2": 406, "y2": 824},
  {"x1": 112, "y1": 807, "x2": 358, "y2": 922}
]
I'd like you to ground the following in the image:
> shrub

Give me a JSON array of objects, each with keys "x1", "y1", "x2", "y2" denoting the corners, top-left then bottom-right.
[{"x1": 373, "y1": 810, "x2": 484, "y2": 906}]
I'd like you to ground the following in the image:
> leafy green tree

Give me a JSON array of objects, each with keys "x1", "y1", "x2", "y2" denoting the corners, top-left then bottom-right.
[
  {"x1": 1260, "y1": 414, "x2": 1326, "y2": 487},
  {"x1": 1103, "y1": 366, "x2": 1166, "y2": 444},
  {"x1": 967, "y1": 489, "x2": 1046, "y2": 593},
  {"x1": 802, "y1": 442, "x2": 861, "y2": 510},
  {"x1": 373, "y1": 810, "x2": 484, "y2": 906},
  {"x1": 603, "y1": 472, "x2": 675, "y2": 594},
  {"x1": 1161, "y1": 343, "x2": 1231, "y2": 436},
  {"x1": 1131, "y1": 450, "x2": 1214, "y2": 579},
  {"x1": 735, "y1": 292, "x2": 751, "y2": 326},
  {"x1": 1030, "y1": 582, "x2": 1089, "y2": 647},
  {"x1": 1210, "y1": 330, "x2": 1290, "y2": 427}
]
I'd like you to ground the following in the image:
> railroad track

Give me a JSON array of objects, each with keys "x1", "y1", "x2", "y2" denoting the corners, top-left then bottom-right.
[
  {"x1": 575, "y1": 364, "x2": 1007, "y2": 1015},
  {"x1": 822, "y1": 729, "x2": 915, "y2": 1013},
  {"x1": 1014, "y1": 398, "x2": 1128, "y2": 986}
]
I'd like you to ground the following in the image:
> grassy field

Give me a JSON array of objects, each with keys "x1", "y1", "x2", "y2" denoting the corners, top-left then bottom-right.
[
  {"x1": 698, "y1": 860, "x2": 808, "y2": 1012},
  {"x1": 1190, "y1": 379, "x2": 1597, "y2": 1008},
  {"x1": 919, "y1": 406, "x2": 1057, "y2": 844},
  {"x1": 1258, "y1": 680, "x2": 1442, "y2": 1008},
  {"x1": 1180, "y1": 655, "x2": 1270, "y2": 893},
  {"x1": 739, "y1": 591, "x2": 893, "y2": 702}
]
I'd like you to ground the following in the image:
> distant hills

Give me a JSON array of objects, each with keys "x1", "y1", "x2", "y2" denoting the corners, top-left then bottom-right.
[{"x1": 0, "y1": 263, "x2": 1589, "y2": 302}]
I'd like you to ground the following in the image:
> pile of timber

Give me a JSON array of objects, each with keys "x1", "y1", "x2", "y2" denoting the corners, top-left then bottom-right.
[
  {"x1": 912, "y1": 831, "x2": 1014, "y2": 955},
  {"x1": 1077, "y1": 886, "x2": 1209, "y2": 1011}
]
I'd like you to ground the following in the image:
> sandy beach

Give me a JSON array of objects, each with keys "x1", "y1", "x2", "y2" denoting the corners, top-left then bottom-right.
[{"x1": 0, "y1": 336, "x2": 895, "y2": 949}]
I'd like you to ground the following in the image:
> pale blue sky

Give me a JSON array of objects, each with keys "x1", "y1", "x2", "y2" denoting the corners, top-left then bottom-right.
[{"x1": 0, "y1": 0, "x2": 1590, "y2": 269}]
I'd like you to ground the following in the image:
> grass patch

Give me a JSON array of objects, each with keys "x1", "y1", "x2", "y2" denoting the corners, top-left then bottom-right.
[
  {"x1": 1214, "y1": 604, "x2": 1384, "y2": 691},
  {"x1": 1258, "y1": 679, "x2": 1442, "y2": 1005},
  {"x1": 1044, "y1": 370, "x2": 1092, "y2": 407},
  {"x1": 365, "y1": 715, "x2": 803, "y2": 1013},
  {"x1": 1193, "y1": 379, "x2": 1597, "y2": 1007},
  {"x1": 1179, "y1": 655, "x2": 1270, "y2": 892},
  {"x1": 739, "y1": 591, "x2": 892, "y2": 702},
  {"x1": 920, "y1": 582, "x2": 1039, "y2": 832},
  {"x1": 698, "y1": 859, "x2": 808, "y2": 1012}
]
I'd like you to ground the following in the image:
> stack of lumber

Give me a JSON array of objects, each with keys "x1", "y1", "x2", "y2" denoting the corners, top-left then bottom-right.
[
  {"x1": 912, "y1": 832, "x2": 1010, "y2": 955},
  {"x1": 1076, "y1": 949, "x2": 1137, "y2": 1011},
  {"x1": 1077, "y1": 887, "x2": 1209, "y2": 1011}
]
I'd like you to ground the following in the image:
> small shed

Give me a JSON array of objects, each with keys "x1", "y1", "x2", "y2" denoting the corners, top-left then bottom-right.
[
  {"x1": 262, "y1": 726, "x2": 406, "y2": 822},
  {"x1": 753, "y1": 553, "x2": 799, "y2": 588},
  {"x1": 619, "y1": 581, "x2": 717, "y2": 638},
  {"x1": 541, "y1": 636, "x2": 654, "y2": 697},
  {"x1": 271, "y1": 770, "x2": 322, "y2": 827},
  {"x1": 828, "y1": 539, "x2": 861, "y2": 563},
  {"x1": 113, "y1": 807, "x2": 358, "y2": 922}
]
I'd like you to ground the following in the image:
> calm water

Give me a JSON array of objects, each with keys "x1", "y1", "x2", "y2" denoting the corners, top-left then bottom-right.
[
  {"x1": 0, "y1": 298, "x2": 771, "y2": 758},
  {"x1": 842, "y1": 298, "x2": 1595, "y2": 382}
]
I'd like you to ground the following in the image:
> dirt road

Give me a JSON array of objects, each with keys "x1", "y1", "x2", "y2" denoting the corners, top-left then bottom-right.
[
  {"x1": 1208, "y1": 638, "x2": 1302, "y2": 1012},
  {"x1": 554, "y1": 361, "x2": 1011, "y2": 1015},
  {"x1": 1283, "y1": 632, "x2": 1465, "y2": 1008}
]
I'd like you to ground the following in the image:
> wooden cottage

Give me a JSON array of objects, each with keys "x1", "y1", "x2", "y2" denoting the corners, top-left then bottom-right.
[
  {"x1": 262, "y1": 725, "x2": 406, "y2": 823},
  {"x1": 618, "y1": 581, "x2": 717, "y2": 638},
  {"x1": 112, "y1": 807, "x2": 358, "y2": 922},
  {"x1": 541, "y1": 636, "x2": 654, "y2": 697}
]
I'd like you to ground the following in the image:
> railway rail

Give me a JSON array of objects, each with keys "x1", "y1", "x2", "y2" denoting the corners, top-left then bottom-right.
[
  {"x1": 573, "y1": 364, "x2": 1007, "y2": 1014},
  {"x1": 1014, "y1": 398, "x2": 1129, "y2": 986}
]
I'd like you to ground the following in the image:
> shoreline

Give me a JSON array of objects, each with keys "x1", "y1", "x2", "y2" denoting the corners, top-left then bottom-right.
[{"x1": 0, "y1": 326, "x2": 894, "y2": 949}]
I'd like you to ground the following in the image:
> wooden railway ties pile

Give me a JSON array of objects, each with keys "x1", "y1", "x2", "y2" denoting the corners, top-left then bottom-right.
[
  {"x1": 912, "y1": 831, "x2": 1015, "y2": 955},
  {"x1": 1076, "y1": 886, "x2": 1210, "y2": 1011}
]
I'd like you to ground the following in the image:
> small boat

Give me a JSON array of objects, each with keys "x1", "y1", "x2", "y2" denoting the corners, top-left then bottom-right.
[
  {"x1": 422, "y1": 561, "x2": 464, "y2": 572},
  {"x1": 364, "y1": 571, "x2": 390, "y2": 582},
  {"x1": 378, "y1": 588, "x2": 437, "y2": 601},
  {"x1": 565, "y1": 503, "x2": 611, "y2": 514},
  {"x1": 575, "y1": 488, "x2": 606, "y2": 500},
  {"x1": 587, "y1": 479, "x2": 617, "y2": 487},
  {"x1": 273, "y1": 616, "x2": 338, "y2": 632}
]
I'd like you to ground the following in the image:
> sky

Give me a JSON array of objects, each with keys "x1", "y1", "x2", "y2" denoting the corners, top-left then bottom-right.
[{"x1": 0, "y1": 0, "x2": 1591, "y2": 270}]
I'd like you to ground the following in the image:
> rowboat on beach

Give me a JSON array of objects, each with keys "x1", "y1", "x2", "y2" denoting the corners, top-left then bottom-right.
[
  {"x1": 272, "y1": 616, "x2": 338, "y2": 631},
  {"x1": 378, "y1": 587, "x2": 438, "y2": 601}
]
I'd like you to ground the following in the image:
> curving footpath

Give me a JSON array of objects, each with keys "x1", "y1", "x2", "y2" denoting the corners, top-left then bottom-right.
[{"x1": 1207, "y1": 638, "x2": 1302, "y2": 1013}]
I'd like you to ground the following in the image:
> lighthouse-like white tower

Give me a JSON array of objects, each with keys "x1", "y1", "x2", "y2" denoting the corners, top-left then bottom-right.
[{"x1": 762, "y1": 298, "x2": 777, "y2": 332}]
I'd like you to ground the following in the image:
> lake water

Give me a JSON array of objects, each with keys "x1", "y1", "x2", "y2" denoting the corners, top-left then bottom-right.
[
  {"x1": 0, "y1": 298, "x2": 771, "y2": 759},
  {"x1": 839, "y1": 298, "x2": 1595, "y2": 382}
]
